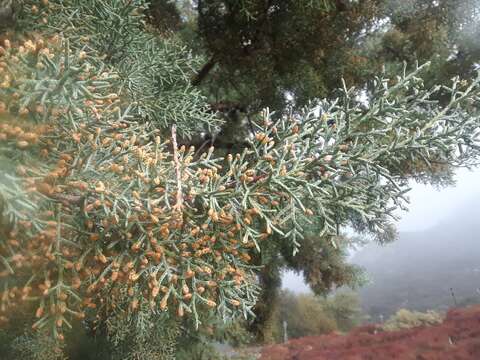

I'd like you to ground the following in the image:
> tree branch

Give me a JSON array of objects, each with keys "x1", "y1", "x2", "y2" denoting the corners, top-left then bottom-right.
[
  {"x1": 171, "y1": 125, "x2": 183, "y2": 211},
  {"x1": 191, "y1": 55, "x2": 217, "y2": 86}
]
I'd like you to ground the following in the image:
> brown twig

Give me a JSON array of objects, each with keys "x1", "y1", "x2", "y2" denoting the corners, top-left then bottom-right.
[
  {"x1": 191, "y1": 55, "x2": 217, "y2": 86},
  {"x1": 224, "y1": 174, "x2": 268, "y2": 189},
  {"x1": 52, "y1": 193, "x2": 84, "y2": 208},
  {"x1": 171, "y1": 125, "x2": 183, "y2": 211}
]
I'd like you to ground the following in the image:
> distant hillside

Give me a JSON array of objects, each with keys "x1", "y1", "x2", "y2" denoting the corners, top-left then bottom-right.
[{"x1": 352, "y1": 197, "x2": 480, "y2": 319}]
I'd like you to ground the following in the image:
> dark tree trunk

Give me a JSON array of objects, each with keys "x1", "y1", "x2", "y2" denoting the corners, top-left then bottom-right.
[
  {"x1": 0, "y1": 0, "x2": 15, "y2": 30},
  {"x1": 250, "y1": 262, "x2": 282, "y2": 344}
]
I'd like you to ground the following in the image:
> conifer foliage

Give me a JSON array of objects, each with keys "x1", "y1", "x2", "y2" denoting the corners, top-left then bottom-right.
[{"x1": 0, "y1": 0, "x2": 480, "y2": 357}]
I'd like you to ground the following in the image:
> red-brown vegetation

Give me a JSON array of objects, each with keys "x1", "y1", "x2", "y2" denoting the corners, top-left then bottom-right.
[{"x1": 261, "y1": 305, "x2": 480, "y2": 360}]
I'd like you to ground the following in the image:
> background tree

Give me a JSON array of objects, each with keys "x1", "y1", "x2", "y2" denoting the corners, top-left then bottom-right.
[
  {"x1": 274, "y1": 290, "x2": 363, "y2": 340},
  {"x1": 278, "y1": 290, "x2": 338, "y2": 340},
  {"x1": 324, "y1": 291, "x2": 364, "y2": 332},
  {"x1": 150, "y1": 1, "x2": 480, "y2": 107}
]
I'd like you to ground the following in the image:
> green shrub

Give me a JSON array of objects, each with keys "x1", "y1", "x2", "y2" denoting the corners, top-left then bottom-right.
[
  {"x1": 382, "y1": 309, "x2": 444, "y2": 331},
  {"x1": 275, "y1": 290, "x2": 365, "y2": 340}
]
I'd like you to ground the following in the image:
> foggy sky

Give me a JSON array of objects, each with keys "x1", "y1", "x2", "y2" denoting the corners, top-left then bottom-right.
[
  {"x1": 283, "y1": 167, "x2": 480, "y2": 293},
  {"x1": 397, "y1": 168, "x2": 480, "y2": 232}
]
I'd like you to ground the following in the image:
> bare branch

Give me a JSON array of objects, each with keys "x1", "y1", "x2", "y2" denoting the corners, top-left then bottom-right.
[
  {"x1": 191, "y1": 56, "x2": 217, "y2": 86},
  {"x1": 171, "y1": 125, "x2": 183, "y2": 211}
]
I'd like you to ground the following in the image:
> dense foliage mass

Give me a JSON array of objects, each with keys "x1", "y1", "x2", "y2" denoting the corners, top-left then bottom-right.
[
  {"x1": 186, "y1": 0, "x2": 480, "y2": 109},
  {"x1": 274, "y1": 290, "x2": 363, "y2": 341},
  {"x1": 0, "y1": 0, "x2": 479, "y2": 358}
]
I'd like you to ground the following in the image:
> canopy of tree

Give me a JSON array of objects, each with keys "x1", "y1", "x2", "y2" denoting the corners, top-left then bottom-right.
[{"x1": 0, "y1": 0, "x2": 479, "y2": 357}]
